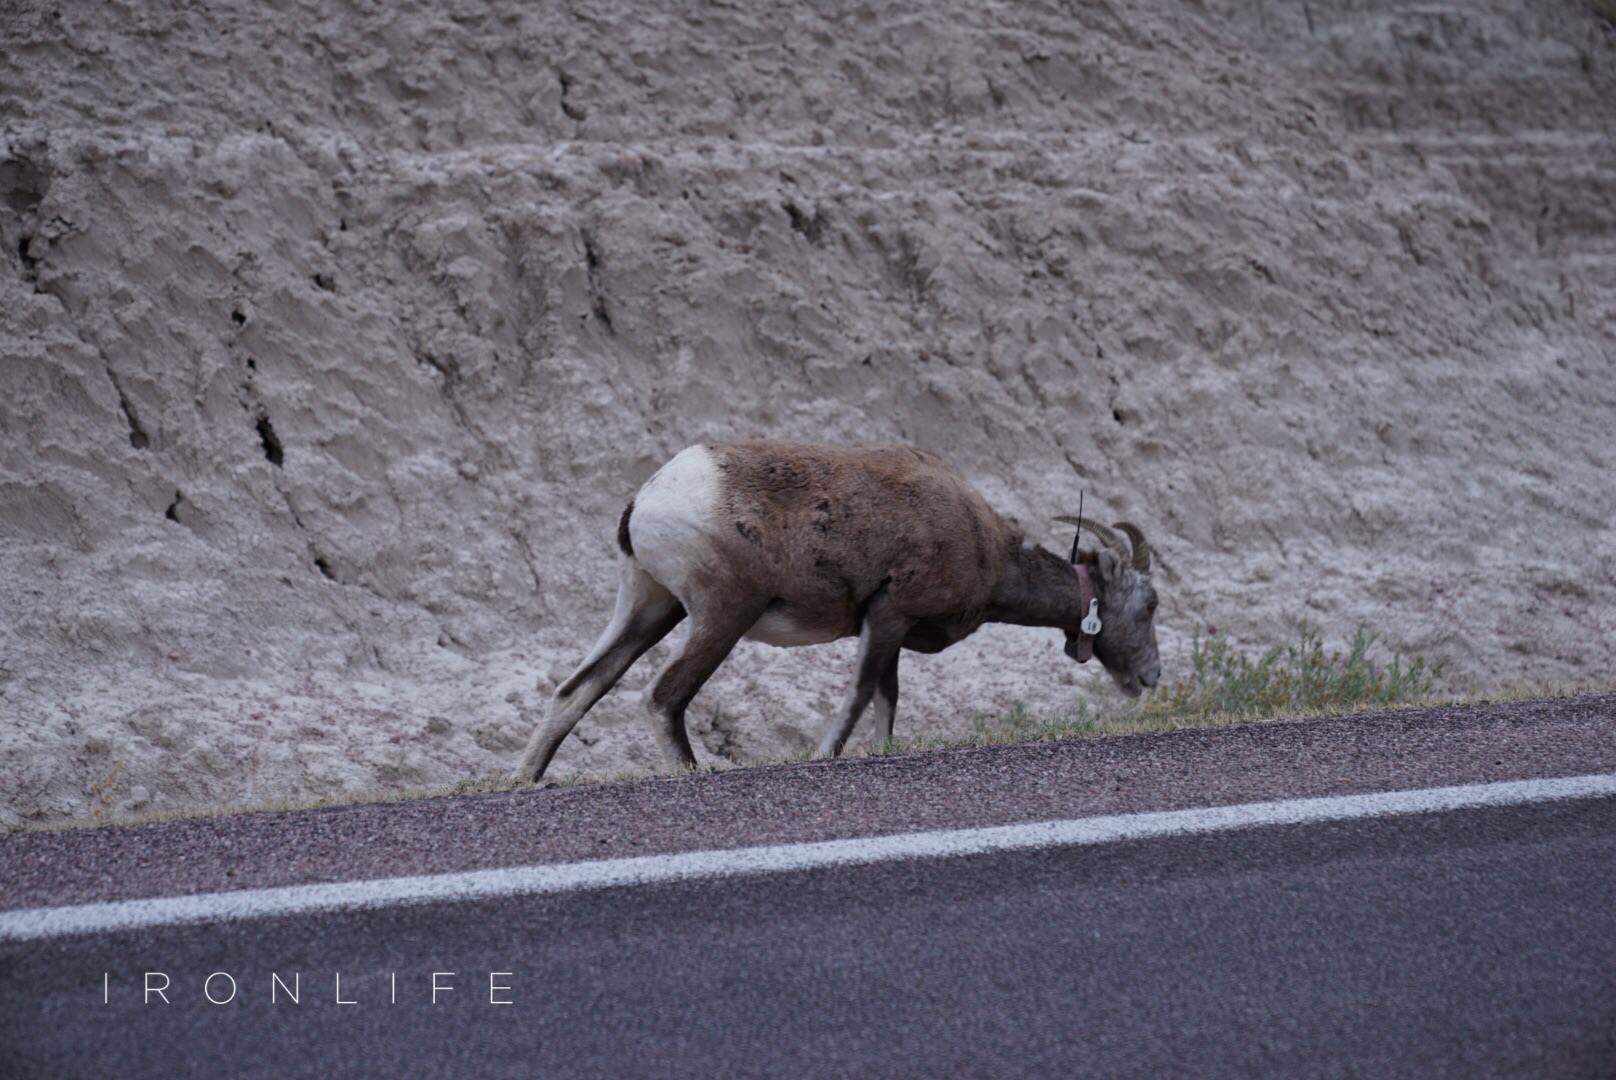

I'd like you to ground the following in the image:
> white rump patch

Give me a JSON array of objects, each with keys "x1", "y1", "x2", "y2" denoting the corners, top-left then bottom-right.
[{"x1": 628, "y1": 445, "x2": 722, "y2": 599}]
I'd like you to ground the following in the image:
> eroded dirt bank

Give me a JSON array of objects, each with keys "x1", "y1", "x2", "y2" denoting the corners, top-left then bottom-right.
[{"x1": 2, "y1": 0, "x2": 1613, "y2": 823}]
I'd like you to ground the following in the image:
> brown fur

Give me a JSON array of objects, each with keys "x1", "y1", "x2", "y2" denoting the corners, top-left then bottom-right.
[
  {"x1": 700, "y1": 440, "x2": 1020, "y2": 646},
  {"x1": 512, "y1": 440, "x2": 1162, "y2": 783}
]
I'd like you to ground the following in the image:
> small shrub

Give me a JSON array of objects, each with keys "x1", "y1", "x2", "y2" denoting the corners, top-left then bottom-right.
[
  {"x1": 1135, "y1": 623, "x2": 1445, "y2": 723},
  {"x1": 89, "y1": 762, "x2": 123, "y2": 823}
]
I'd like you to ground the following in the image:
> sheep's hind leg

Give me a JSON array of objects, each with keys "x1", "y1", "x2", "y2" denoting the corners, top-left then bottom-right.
[
  {"x1": 511, "y1": 566, "x2": 685, "y2": 785},
  {"x1": 817, "y1": 593, "x2": 911, "y2": 759},
  {"x1": 645, "y1": 597, "x2": 768, "y2": 771}
]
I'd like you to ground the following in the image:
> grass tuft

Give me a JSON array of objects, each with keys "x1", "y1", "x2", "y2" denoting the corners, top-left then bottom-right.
[
  {"x1": 870, "y1": 699, "x2": 1102, "y2": 756},
  {"x1": 88, "y1": 762, "x2": 123, "y2": 823},
  {"x1": 871, "y1": 624, "x2": 1449, "y2": 755},
  {"x1": 986, "y1": 699, "x2": 1102, "y2": 741},
  {"x1": 1131, "y1": 623, "x2": 1445, "y2": 724}
]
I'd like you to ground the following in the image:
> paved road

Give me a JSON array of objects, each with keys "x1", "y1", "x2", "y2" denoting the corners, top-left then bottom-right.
[
  {"x1": 2, "y1": 697, "x2": 1614, "y2": 1077},
  {"x1": 3, "y1": 798, "x2": 1613, "y2": 1078}
]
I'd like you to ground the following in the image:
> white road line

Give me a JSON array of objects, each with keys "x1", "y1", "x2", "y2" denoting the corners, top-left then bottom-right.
[{"x1": 3, "y1": 773, "x2": 1613, "y2": 943}]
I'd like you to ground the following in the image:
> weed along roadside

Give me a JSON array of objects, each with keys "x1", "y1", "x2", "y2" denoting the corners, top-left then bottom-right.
[
  {"x1": 1124, "y1": 624, "x2": 1445, "y2": 728},
  {"x1": 879, "y1": 624, "x2": 1452, "y2": 753}
]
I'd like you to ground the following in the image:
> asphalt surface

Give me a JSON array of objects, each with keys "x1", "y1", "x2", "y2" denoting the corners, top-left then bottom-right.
[
  {"x1": 3, "y1": 798, "x2": 1613, "y2": 1078},
  {"x1": 2, "y1": 696, "x2": 1614, "y2": 1077}
]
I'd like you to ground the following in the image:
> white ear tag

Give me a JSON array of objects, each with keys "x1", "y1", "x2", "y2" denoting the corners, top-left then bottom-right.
[{"x1": 1080, "y1": 599, "x2": 1102, "y2": 636}]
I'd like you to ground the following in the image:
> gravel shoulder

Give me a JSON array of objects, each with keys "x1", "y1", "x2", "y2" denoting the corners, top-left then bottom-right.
[{"x1": 2, "y1": 693, "x2": 1612, "y2": 912}]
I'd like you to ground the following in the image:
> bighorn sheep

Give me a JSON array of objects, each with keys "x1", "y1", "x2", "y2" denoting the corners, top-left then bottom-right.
[{"x1": 512, "y1": 440, "x2": 1161, "y2": 784}]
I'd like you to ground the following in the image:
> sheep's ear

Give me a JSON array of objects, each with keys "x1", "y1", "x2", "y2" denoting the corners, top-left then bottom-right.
[{"x1": 1097, "y1": 548, "x2": 1123, "y2": 586}]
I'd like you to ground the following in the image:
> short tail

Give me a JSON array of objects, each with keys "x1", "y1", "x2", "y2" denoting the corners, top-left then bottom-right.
[{"x1": 616, "y1": 499, "x2": 635, "y2": 557}]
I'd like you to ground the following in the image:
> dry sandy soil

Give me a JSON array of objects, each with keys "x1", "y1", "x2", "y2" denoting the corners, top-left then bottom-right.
[{"x1": 2, "y1": 0, "x2": 1613, "y2": 824}]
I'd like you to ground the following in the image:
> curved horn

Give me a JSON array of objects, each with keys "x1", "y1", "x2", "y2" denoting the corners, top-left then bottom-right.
[
  {"x1": 1114, "y1": 521, "x2": 1152, "y2": 574},
  {"x1": 1053, "y1": 515, "x2": 1131, "y2": 561}
]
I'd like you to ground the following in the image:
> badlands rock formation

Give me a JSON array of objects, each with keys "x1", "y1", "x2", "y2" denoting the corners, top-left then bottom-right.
[{"x1": 1, "y1": 0, "x2": 1613, "y2": 823}]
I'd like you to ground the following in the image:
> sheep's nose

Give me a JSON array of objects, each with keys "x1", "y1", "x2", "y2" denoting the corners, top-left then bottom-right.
[{"x1": 1140, "y1": 663, "x2": 1162, "y2": 688}]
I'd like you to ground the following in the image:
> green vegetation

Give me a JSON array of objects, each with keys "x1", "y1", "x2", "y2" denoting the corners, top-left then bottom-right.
[
  {"x1": 874, "y1": 698, "x2": 1102, "y2": 755},
  {"x1": 981, "y1": 700, "x2": 1101, "y2": 741},
  {"x1": 877, "y1": 623, "x2": 1449, "y2": 752},
  {"x1": 1131, "y1": 623, "x2": 1446, "y2": 724}
]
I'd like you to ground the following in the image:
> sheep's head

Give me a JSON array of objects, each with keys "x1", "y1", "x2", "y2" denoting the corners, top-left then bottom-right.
[{"x1": 1054, "y1": 517, "x2": 1163, "y2": 697}]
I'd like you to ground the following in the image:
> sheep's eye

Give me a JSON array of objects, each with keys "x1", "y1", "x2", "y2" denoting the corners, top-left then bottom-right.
[{"x1": 1147, "y1": 598, "x2": 1158, "y2": 614}]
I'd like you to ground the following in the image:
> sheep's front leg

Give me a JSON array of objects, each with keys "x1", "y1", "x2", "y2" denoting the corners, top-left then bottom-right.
[
  {"x1": 817, "y1": 594, "x2": 911, "y2": 759},
  {"x1": 870, "y1": 653, "x2": 900, "y2": 746}
]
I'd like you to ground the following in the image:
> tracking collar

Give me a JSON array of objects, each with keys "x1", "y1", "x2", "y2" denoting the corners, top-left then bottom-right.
[{"x1": 1068, "y1": 562, "x2": 1102, "y2": 663}]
